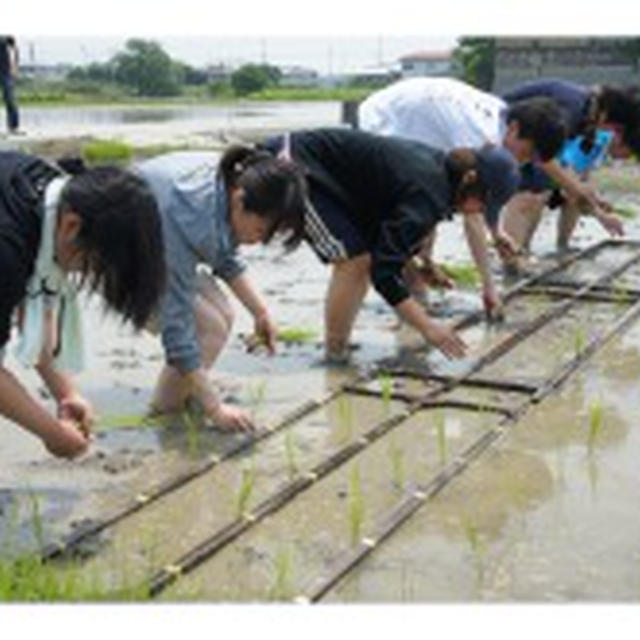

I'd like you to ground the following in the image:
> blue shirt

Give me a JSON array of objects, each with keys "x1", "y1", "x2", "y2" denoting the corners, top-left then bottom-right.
[
  {"x1": 136, "y1": 152, "x2": 246, "y2": 373},
  {"x1": 559, "y1": 129, "x2": 613, "y2": 174}
]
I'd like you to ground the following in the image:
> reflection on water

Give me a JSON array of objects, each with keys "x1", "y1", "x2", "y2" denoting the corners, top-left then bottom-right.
[{"x1": 21, "y1": 102, "x2": 340, "y2": 132}]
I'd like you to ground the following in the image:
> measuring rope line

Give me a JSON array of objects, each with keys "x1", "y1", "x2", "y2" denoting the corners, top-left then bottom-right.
[
  {"x1": 532, "y1": 296, "x2": 640, "y2": 403},
  {"x1": 519, "y1": 288, "x2": 639, "y2": 305},
  {"x1": 145, "y1": 255, "x2": 618, "y2": 597},
  {"x1": 341, "y1": 384, "x2": 515, "y2": 418},
  {"x1": 372, "y1": 370, "x2": 540, "y2": 395},
  {"x1": 296, "y1": 288, "x2": 640, "y2": 602},
  {"x1": 41, "y1": 389, "x2": 343, "y2": 562},
  {"x1": 298, "y1": 423, "x2": 508, "y2": 603},
  {"x1": 41, "y1": 241, "x2": 584, "y2": 563},
  {"x1": 450, "y1": 238, "x2": 629, "y2": 333},
  {"x1": 146, "y1": 406, "x2": 421, "y2": 597},
  {"x1": 42, "y1": 240, "x2": 640, "y2": 593}
]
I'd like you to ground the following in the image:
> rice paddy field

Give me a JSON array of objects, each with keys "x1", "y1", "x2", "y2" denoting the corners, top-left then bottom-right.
[{"x1": 2, "y1": 124, "x2": 640, "y2": 609}]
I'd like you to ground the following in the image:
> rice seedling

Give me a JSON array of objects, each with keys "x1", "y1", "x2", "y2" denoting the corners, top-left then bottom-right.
[
  {"x1": 27, "y1": 492, "x2": 44, "y2": 552},
  {"x1": 461, "y1": 513, "x2": 485, "y2": 590},
  {"x1": 0, "y1": 494, "x2": 140, "y2": 601},
  {"x1": 574, "y1": 326, "x2": 586, "y2": 356},
  {"x1": 461, "y1": 513, "x2": 482, "y2": 556},
  {"x1": 378, "y1": 372, "x2": 393, "y2": 417},
  {"x1": 435, "y1": 409, "x2": 447, "y2": 464},
  {"x1": 82, "y1": 139, "x2": 133, "y2": 164},
  {"x1": 248, "y1": 380, "x2": 268, "y2": 423},
  {"x1": 348, "y1": 464, "x2": 364, "y2": 546},
  {"x1": 613, "y1": 204, "x2": 638, "y2": 220},
  {"x1": 235, "y1": 461, "x2": 256, "y2": 519},
  {"x1": 612, "y1": 282, "x2": 630, "y2": 307},
  {"x1": 388, "y1": 438, "x2": 406, "y2": 491},
  {"x1": 284, "y1": 430, "x2": 298, "y2": 479},
  {"x1": 440, "y1": 262, "x2": 480, "y2": 287},
  {"x1": 587, "y1": 399, "x2": 604, "y2": 455},
  {"x1": 96, "y1": 413, "x2": 164, "y2": 431},
  {"x1": 181, "y1": 405, "x2": 201, "y2": 458},
  {"x1": 269, "y1": 546, "x2": 294, "y2": 601},
  {"x1": 277, "y1": 326, "x2": 318, "y2": 346},
  {"x1": 335, "y1": 394, "x2": 354, "y2": 444}
]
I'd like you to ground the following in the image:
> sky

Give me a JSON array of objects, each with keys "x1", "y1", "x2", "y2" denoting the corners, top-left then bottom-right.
[
  {"x1": 18, "y1": 35, "x2": 459, "y2": 74},
  {"x1": 8, "y1": 0, "x2": 637, "y2": 75}
]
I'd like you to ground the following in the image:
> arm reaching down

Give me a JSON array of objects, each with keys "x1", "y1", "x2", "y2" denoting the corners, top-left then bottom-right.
[
  {"x1": 228, "y1": 271, "x2": 278, "y2": 355},
  {"x1": 0, "y1": 365, "x2": 88, "y2": 458},
  {"x1": 394, "y1": 297, "x2": 467, "y2": 359},
  {"x1": 541, "y1": 159, "x2": 624, "y2": 236},
  {"x1": 463, "y1": 214, "x2": 504, "y2": 320}
]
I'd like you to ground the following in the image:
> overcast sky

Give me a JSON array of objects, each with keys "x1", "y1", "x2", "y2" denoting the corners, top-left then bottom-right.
[{"x1": 18, "y1": 35, "x2": 459, "y2": 74}]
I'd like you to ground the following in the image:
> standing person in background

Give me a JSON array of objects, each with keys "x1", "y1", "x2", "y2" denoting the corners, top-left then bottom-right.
[
  {"x1": 136, "y1": 148, "x2": 309, "y2": 432},
  {"x1": 358, "y1": 76, "x2": 567, "y2": 314},
  {"x1": 0, "y1": 35, "x2": 22, "y2": 135}
]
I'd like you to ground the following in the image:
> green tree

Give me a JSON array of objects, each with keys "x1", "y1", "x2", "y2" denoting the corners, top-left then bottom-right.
[
  {"x1": 453, "y1": 37, "x2": 496, "y2": 90},
  {"x1": 112, "y1": 39, "x2": 181, "y2": 96},
  {"x1": 619, "y1": 37, "x2": 640, "y2": 72},
  {"x1": 230, "y1": 63, "x2": 281, "y2": 96}
]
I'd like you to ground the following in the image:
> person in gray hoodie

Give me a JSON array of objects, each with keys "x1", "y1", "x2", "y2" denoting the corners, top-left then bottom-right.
[{"x1": 136, "y1": 146, "x2": 308, "y2": 432}]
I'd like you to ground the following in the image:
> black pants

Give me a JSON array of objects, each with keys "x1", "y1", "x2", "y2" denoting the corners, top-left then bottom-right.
[{"x1": 1, "y1": 72, "x2": 19, "y2": 131}]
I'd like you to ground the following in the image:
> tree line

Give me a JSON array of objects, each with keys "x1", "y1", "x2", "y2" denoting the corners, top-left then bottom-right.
[{"x1": 67, "y1": 39, "x2": 284, "y2": 97}]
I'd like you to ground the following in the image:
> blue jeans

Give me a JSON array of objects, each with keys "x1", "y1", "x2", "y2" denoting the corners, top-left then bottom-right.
[{"x1": 1, "y1": 73, "x2": 19, "y2": 131}]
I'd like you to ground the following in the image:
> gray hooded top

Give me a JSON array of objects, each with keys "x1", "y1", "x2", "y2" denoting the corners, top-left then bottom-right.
[{"x1": 136, "y1": 151, "x2": 246, "y2": 373}]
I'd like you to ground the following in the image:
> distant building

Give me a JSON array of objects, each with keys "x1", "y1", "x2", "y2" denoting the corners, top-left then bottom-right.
[
  {"x1": 398, "y1": 50, "x2": 456, "y2": 78},
  {"x1": 343, "y1": 66, "x2": 399, "y2": 87},
  {"x1": 21, "y1": 64, "x2": 73, "y2": 81},
  {"x1": 205, "y1": 63, "x2": 232, "y2": 84},
  {"x1": 279, "y1": 65, "x2": 319, "y2": 88},
  {"x1": 493, "y1": 37, "x2": 640, "y2": 92}
]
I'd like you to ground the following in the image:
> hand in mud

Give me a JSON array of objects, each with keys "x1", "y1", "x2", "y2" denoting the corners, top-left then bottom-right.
[
  {"x1": 493, "y1": 231, "x2": 520, "y2": 261},
  {"x1": 58, "y1": 393, "x2": 95, "y2": 438},
  {"x1": 482, "y1": 290, "x2": 505, "y2": 323},
  {"x1": 44, "y1": 419, "x2": 90, "y2": 459},
  {"x1": 253, "y1": 311, "x2": 277, "y2": 355},
  {"x1": 598, "y1": 212, "x2": 625, "y2": 238},
  {"x1": 595, "y1": 194, "x2": 615, "y2": 213},
  {"x1": 208, "y1": 403, "x2": 255, "y2": 433},
  {"x1": 422, "y1": 320, "x2": 467, "y2": 360},
  {"x1": 413, "y1": 257, "x2": 455, "y2": 289}
]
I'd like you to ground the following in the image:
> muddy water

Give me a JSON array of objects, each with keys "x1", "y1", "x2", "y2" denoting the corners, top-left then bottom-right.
[
  {"x1": 52, "y1": 394, "x2": 407, "y2": 589},
  {"x1": 323, "y1": 323, "x2": 640, "y2": 602},
  {"x1": 158, "y1": 407, "x2": 499, "y2": 601},
  {"x1": 15, "y1": 102, "x2": 342, "y2": 146},
  {"x1": 0, "y1": 243, "x2": 392, "y2": 548},
  {"x1": 2, "y1": 161, "x2": 640, "y2": 601},
  {"x1": 541, "y1": 242, "x2": 640, "y2": 286}
]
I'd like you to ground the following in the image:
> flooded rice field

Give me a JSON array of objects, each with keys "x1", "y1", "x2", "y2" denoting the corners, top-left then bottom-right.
[
  {"x1": 1, "y1": 160, "x2": 640, "y2": 603},
  {"x1": 6, "y1": 101, "x2": 342, "y2": 147}
]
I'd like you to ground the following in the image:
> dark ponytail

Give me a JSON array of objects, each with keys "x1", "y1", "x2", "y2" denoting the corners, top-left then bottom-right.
[
  {"x1": 218, "y1": 145, "x2": 308, "y2": 251},
  {"x1": 56, "y1": 155, "x2": 88, "y2": 176},
  {"x1": 445, "y1": 148, "x2": 487, "y2": 203}
]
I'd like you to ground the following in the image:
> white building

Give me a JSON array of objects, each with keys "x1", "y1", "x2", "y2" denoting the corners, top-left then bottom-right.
[
  {"x1": 279, "y1": 65, "x2": 319, "y2": 88},
  {"x1": 398, "y1": 50, "x2": 455, "y2": 78}
]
